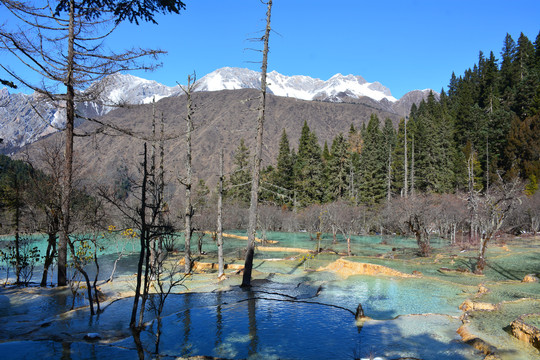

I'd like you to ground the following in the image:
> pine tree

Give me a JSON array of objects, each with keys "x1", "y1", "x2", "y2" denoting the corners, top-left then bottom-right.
[
  {"x1": 357, "y1": 114, "x2": 385, "y2": 204},
  {"x1": 514, "y1": 33, "x2": 539, "y2": 119},
  {"x1": 270, "y1": 129, "x2": 294, "y2": 204},
  {"x1": 347, "y1": 124, "x2": 362, "y2": 202},
  {"x1": 226, "y1": 138, "x2": 251, "y2": 204},
  {"x1": 500, "y1": 33, "x2": 517, "y2": 105},
  {"x1": 325, "y1": 133, "x2": 350, "y2": 202},
  {"x1": 382, "y1": 118, "x2": 396, "y2": 201},
  {"x1": 448, "y1": 72, "x2": 459, "y2": 100},
  {"x1": 479, "y1": 51, "x2": 500, "y2": 113},
  {"x1": 294, "y1": 121, "x2": 323, "y2": 205},
  {"x1": 504, "y1": 113, "x2": 540, "y2": 181},
  {"x1": 411, "y1": 92, "x2": 456, "y2": 192}
]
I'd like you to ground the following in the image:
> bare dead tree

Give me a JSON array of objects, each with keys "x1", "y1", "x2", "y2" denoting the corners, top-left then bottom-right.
[
  {"x1": 147, "y1": 254, "x2": 187, "y2": 355},
  {"x1": 23, "y1": 140, "x2": 63, "y2": 286},
  {"x1": 177, "y1": 74, "x2": 197, "y2": 274},
  {"x1": 98, "y1": 140, "x2": 173, "y2": 328},
  {"x1": 241, "y1": 0, "x2": 273, "y2": 288},
  {"x1": 217, "y1": 149, "x2": 225, "y2": 278},
  {"x1": 325, "y1": 201, "x2": 360, "y2": 256},
  {"x1": 396, "y1": 195, "x2": 433, "y2": 257},
  {"x1": 466, "y1": 152, "x2": 483, "y2": 244},
  {"x1": 403, "y1": 117, "x2": 408, "y2": 198},
  {"x1": 475, "y1": 174, "x2": 523, "y2": 274},
  {"x1": 410, "y1": 135, "x2": 415, "y2": 197},
  {"x1": 0, "y1": 0, "x2": 182, "y2": 286}
]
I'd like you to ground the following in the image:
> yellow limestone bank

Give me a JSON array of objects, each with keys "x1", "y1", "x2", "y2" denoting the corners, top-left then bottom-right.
[
  {"x1": 201, "y1": 231, "x2": 278, "y2": 244},
  {"x1": 318, "y1": 258, "x2": 416, "y2": 278},
  {"x1": 178, "y1": 258, "x2": 244, "y2": 272}
]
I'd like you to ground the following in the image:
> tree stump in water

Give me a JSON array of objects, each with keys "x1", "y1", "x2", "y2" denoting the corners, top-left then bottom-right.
[{"x1": 355, "y1": 303, "x2": 365, "y2": 320}]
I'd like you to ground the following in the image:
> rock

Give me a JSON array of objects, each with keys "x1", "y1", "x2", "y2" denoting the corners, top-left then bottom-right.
[
  {"x1": 84, "y1": 333, "x2": 101, "y2": 341},
  {"x1": 459, "y1": 299, "x2": 499, "y2": 312},
  {"x1": 318, "y1": 258, "x2": 415, "y2": 278},
  {"x1": 477, "y1": 284, "x2": 490, "y2": 294},
  {"x1": 178, "y1": 258, "x2": 244, "y2": 272},
  {"x1": 439, "y1": 267, "x2": 471, "y2": 274},
  {"x1": 511, "y1": 314, "x2": 540, "y2": 351},
  {"x1": 457, "y1": 325, "x2": 498, "y2": 356},
  {"x1": 522, "y1": 274, "x2": 539, "y2": 283}
]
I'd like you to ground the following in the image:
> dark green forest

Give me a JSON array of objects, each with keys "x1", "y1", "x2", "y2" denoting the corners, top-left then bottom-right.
[{"x1": 226, "y1": 32, "x2": 540, "y2": 207}]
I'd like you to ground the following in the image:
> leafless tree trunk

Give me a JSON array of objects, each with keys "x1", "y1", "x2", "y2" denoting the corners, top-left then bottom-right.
[
  {"x1": 0, "y1": 1, "x2": 172, "y2": 285},
  {"x1": 58, "y1": 0, "x2": 77, "y2": 287},
  {"x1": 475, "y1": 175, "x2": 522, "y2": 274},
  {"x1": 179, "y1": 75, "x2": 197, "y2": 274},
  {"x1": 407, "y1": 213, "x2": 431, "y2": 257},
  {"x1": 403, "y1": 118, "x2": 408, "y2": 198},
  {"x1": 40, "y1": 232, "x2": 57, "y2": 286},
  {"x1": 131, "y1": 143, "x2": 149, "y2": 328},
  {"x1": 241, "y1": 0, "x2": 272, "y2": 288},
  {"x1": 217, "y1": 149, "x2": 225, "y2": 278},
  {"x1": 486, "y1": 135, "x2": 490, "y2": 193},
  {"x1": 386, "y1": 145, "x2": 392, "y2": 203},
  {"x1": 67, "y1": 238, "x2": 95, "y2": 315},
  {"x1": 410, "y1": 135, "x2": 415, "y2": 197},
  {"x1": 467, "y1": 153, "x2": 480, "y2": 244}
]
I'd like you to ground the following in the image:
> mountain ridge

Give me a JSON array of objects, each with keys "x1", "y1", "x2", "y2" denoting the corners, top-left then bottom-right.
[
  {"x1": 26, "y1": 88, "x2": 405, "y2": 200},
  {"x1": 1, "y1": 67, "x2": 438, "y2": 154}
]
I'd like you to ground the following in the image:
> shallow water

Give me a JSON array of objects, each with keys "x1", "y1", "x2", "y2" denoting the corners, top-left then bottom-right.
[
  {"x1": 0, "y1": 288, "x2": 481, "y2": 360},
  {"x1": 1, "y1": 232, "x2": 539, "y2": 359}
]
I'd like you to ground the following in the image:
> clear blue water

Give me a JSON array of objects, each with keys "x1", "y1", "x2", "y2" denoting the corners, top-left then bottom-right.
[
  {"x1": 0, "y1": 282, "x2": 479, "y2": 359},
  {"x1": 0, "y1": 233, "x2": 481, "y2": 359}
]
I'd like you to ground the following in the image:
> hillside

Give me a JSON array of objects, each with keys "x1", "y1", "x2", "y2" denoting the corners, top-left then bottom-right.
[
  {"x1": 1, "y1": 68, "x2": 435, "y2": 155},
  {"x1": 27, "y1": 88, "x2": 401, "y2": 202}
]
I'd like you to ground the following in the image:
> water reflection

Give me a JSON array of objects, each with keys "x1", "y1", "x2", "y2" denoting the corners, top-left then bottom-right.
[
  {"x1": 247, "y1": 290, "x2": 258, "y2": 357},
  {"x1": 181, "y1": 292, "x2": 191, "y2": 356},
  {"x1": 215, "y1": 291, "x2": 223, "y2": 349},
  {"x1": 0, "y1": 279, "x2": 492, "y2": 360}
]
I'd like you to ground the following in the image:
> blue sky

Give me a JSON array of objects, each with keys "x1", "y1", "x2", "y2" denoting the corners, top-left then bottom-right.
[{"x1": 2, "y1": 1, "x2": 540, "y2": 99}]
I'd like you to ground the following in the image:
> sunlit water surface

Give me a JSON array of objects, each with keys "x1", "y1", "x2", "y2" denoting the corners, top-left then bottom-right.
[{"x1": 1, "y1": 233, "x2": 539, "y2": 359}]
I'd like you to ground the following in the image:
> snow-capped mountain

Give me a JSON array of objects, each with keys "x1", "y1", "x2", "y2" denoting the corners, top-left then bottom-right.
[
  {"x1": 196, "y1": 67, "x2": 397, "y2": 102},
  {"x1": 0, "y1": 74, "x2": 181, "y2": 152},
  {"x1": 1, "y1": 67, "x2": 436, "y2": 154},
  {"x1": 79, "y1": 73, "x2": 181, "y2": 119}
]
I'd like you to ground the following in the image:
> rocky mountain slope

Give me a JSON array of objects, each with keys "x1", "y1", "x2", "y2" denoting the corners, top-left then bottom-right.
[
  {"x1": 27, "y1": 89, "x2": 402, "y2": 203},
  {"x1": 0, "y1": 74, "x2": 181, "y2": 154},
  {"x1": 1, "y1": 68, "x2": 437, "y2": 154}
]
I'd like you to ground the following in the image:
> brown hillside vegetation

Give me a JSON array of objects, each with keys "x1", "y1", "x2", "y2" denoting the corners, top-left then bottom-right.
[{"x1": 27, "y1": 88, "x2": 401, "y2": 203}]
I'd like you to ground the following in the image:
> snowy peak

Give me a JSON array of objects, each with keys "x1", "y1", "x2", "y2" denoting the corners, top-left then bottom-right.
[
  {"x1": 195, "y1": 67, "x2": 260, "y2": 91},
  {"x1": 1, "y1": 68, "x2": 437, "y2": 154},
  {"x1": 196, "y1": 67, "x2": 397, "y2": 103},
  {"x1": 93, "y1": 73, "x2": 180, "y2": 106}
]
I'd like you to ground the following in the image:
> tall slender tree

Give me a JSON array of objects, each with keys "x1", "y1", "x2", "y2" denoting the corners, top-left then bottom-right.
[
  {"x1": 179, "y1": 75, "x2": 196, "y2": 274},
  {"x1": 226, "y1": 139, "x2": 252, "y2": 204},
  {"x1": 325, "y1": 133, "x2": 350, "y2": 202},
  {"x1": 273, "y1": 129, "x2": 294, "y2": 193},
  {"x1": 0, "y1": 0, "x2": 185, "y2": 286},
  {"x1": 294, "y1": 121, "x2": 324, "y2": 205},
  {"x1": 241, "y1": 0, "x2": 272, "y2": 288},
  {"x1": 382, "y1": 118, "x2": 396, "y2": 202},
  {"x1": 357, "y1": 114, "x2": 385, "y2": 204}
]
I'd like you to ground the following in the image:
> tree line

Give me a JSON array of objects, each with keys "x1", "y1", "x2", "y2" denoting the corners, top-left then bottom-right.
[{"x1": 226, "y1": 31, "x2": 540, "y2": 208}]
